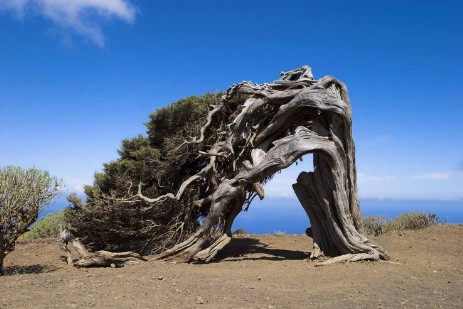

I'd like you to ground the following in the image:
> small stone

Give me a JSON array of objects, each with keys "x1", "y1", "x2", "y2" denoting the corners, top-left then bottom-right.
[
  {"x1": 157, "y1": 276, "x2": 164, "y2": 281},
  {"x1": 258, "y1": 277, "x2": 262, "y2": 281},
  {"x1": 110, "y1": 263, "x2": 116, "y2": 268},
  {"x1": 196, "y1": 296, "x2": 204, "y2": 304}
]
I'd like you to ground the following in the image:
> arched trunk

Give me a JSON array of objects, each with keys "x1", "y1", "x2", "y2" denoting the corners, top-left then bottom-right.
[{"x1": 142, "y1": 66, "x2": 388, "y2": 264}]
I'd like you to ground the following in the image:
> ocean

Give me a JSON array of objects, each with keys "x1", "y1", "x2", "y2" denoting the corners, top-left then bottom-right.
[{"x1": 40, "y1": 197, "x2": 462, "y2": 234}]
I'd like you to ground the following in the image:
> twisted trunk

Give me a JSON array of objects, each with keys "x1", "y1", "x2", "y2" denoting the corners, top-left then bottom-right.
[{"x1": 140, "y1": 66, "x2": 387, "y2": 264}]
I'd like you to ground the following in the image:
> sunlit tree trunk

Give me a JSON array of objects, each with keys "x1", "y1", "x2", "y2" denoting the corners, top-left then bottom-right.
[{"x1": 144, "y1": 66, "x2": 389, "y2": 264}]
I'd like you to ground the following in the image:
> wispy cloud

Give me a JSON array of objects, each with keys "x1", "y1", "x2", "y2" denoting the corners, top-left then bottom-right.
[
  {"x1": 0, "y1": 0, "x2": 136, "y2": 47},
  {"x1": 357, "y1": 172, "x2": 396, "y2": 182},
  {"x1": 62, "y1": 176, "x2": 90, "y2": 195},
  {"x1": 366, "y1": 134, "x2": 390, "y2": 146},
  {"x1": 412, "y1": 173, "x2": 452, "y2": 180},
  {"x1": 0, "y1": 0, "x2": 27, "y2": 17}
]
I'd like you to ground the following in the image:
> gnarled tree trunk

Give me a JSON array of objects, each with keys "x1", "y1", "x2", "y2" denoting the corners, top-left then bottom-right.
[{"x1": 132, "y1": 66, "x2": 388, "y2": 264}]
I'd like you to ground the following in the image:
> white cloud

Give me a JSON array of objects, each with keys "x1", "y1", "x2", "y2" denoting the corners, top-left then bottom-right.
[
  {"x1": 0, "y1": 0, "x2": 27, "y2": 17},
  {"x1": 357, "y1": 170, "x2": 463, "y2": 200},
  {"x1": 357, "y1": 172, "x2": 396, "y2": 182},
  {"x1": 366, "y1": 134, "x2": 390, "y2": 146},
  {"x1": 62, "y1": 176, "x2": 90, "y2": 195},
  {"x1": 0, "y1": 0, "x2": 136, "y2": 47},
  {"x1": 412, "y1": 173, "x2": 451, "y2": 180},
  {"x1": 248, "y1": 163, "x2": 463, "y2": 200},
  {"x1": 262, "y1": 161, "x2": 313, "y2": 198}
]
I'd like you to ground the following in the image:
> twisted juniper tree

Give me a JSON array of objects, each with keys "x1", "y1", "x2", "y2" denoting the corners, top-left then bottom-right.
[{"x1": 71, "y1": 66, "x2": 388, "y2": 265}]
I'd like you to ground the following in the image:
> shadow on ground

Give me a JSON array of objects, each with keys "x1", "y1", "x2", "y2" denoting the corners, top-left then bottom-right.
[
  {"x1": 213, "y1": 238, "x2": 309, "y2": 262},
  {"x1": 3, "y1": 264, "x2": 59, "y2": 276}
]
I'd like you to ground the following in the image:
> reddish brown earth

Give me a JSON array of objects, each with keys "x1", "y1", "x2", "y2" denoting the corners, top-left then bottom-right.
[{"x1": 1, "y1": 224, "x2": 462, "y2": 308}]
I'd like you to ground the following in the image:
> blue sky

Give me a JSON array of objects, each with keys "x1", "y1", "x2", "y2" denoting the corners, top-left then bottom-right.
[{"x1": 1, "y1": 1, "x2": 462, "y2": 220}]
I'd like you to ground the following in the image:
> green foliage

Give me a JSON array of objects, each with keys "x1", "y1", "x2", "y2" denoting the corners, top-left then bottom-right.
[
  {"x1": 363, "y1": 212, "x2": 439, "y2": 236},
  {"x1": 274, "y1": 231, "x2": 286, "y2": 237},
  {"x1": 386, "y1": 212, "x2": 439, "y2": 232},
  {"x1": 146, "y1": 94, "x2": 217, "y2": 148},
  {"x1": 21, "y1": 211, "x2": 65, "y2": 239},
  {"x1": 362, "y1": 216, "x2": 391, "y2": 236},
  {"x1": 0, "y1": 166, "x2": 62, "y2": 274},
  {"x1": 66, "y1": 92, "x2": 248, "y2": 254}
]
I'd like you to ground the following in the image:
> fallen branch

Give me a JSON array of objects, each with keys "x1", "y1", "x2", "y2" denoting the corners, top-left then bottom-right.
[{"x1": 59, "y1": 228, "x2": 145, "y2": 268}]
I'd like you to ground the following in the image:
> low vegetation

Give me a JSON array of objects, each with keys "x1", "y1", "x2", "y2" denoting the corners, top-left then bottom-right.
[
  {"x1": 387, "y1": 212, "x2": 439, "y2": 232},
  {"x1": 0, "y1": 166, "x2": 62, "y2": 275},
  {"x1": 362, "y1": 216, "x2": 391, "y2": 236},
  {"x1": 21, "y1": 211, "x2": 66, "y2": 239},
  {"x1": 363, "y1": 212, "x2": 439, "y2": 236}
]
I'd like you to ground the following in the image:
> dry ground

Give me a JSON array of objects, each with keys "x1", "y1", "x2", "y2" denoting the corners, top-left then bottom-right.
[{"x1": 1, "y1": 224, "x2": 462, "y2": 308}]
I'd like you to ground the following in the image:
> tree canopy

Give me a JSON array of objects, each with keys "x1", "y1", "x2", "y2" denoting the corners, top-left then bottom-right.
[
  {"x1": 67, "y1": 66, "x2": 388, "y2": 265},
  {"x1": 67, "y1": 92, "x2": 248, "y2": 254}
]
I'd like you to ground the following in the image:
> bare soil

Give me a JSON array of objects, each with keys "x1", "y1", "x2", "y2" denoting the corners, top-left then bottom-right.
[{"x1": 1, "y1": 224, "x2": 462, "y2": 308}]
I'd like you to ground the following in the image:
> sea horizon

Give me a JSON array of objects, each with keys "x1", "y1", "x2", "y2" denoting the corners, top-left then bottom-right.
[{"x1": 41, "y1": 197, "x2": 463, "y2": 234}]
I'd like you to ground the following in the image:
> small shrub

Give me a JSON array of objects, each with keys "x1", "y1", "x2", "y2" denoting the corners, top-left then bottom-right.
[
  {"x1": 0, "y1": 166, "x2": 62, "y2": 275},
  {"x1": 233, "y1": 228, "x2": 246, "y2": 235},
  {"x1": 21, "y1": 211, "x2": 65, "y2": 239},
  {"x1": 386, "y1": 212, "x2": 438, "y2": 232},
  {"x1": 363, "y1": 216, "x2": 390, "y2": 236},
  {"x1": 274, "y1": 231, "x2": 286, "y2": 237}
]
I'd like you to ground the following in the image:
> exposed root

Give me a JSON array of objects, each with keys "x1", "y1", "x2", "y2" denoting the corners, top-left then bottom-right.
[
  {"x1": 309, "y1": 242, "x2": 324, "y2": 259},
  {"x1": 74, "y1": 251, "x2": 146, "y2": 268},
  {"x1": 314, "y1": 252, "x2": 381, "y2": 267},
  {"x1": 155, "y1": 230, "x2": 206, "y2": 262},
  {"x1": 193, "y1": 234, "x2": 231, "y2": 262}
]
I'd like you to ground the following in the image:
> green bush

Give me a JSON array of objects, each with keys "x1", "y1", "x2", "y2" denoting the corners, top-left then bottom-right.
[
  {"x1": 362, "y1": 216, "x2": 391, "y2": 236},
  {"x1": 386, "y1": 212, "x2": 438, "y2": 232},
  {"x1": 66, "y1": 92, "x2": 249, "y2": 254},
  {"x1": 0, "y1": 166, "x2": 62, "y2": 275},
  {"x1": 274, "y1": 231, "x2": 286, "y2": 237},
  {"x1": 362, "y1": 212, "x2": 439, "y2": 236},
  {"x1": 21, "y1": 211, "x2": 65, "y2": 239}
]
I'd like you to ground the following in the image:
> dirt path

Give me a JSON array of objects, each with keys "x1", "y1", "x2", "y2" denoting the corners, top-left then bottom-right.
[{"x1": 1, "y1": 225, "x2": 462, "y2": 308}]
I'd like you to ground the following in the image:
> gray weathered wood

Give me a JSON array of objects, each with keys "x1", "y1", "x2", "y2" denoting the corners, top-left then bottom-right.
[
  {"x1": 132, "y1": 66, "x2": 388, "y2": 264},
  {"x1": 59, "y1": 228, "x2": 145, "y2": 267}
]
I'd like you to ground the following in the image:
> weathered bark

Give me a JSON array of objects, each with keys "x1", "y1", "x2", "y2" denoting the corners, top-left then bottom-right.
[
  {"x1": 60, "y1": 228, "x2": 145, "y2": 267},
  {"x1": 132, "y1": 66, "x2": 387, "y2": 264},
  {"x1": 74, "y1": 251, "x2": 146, "y2": 267}
]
